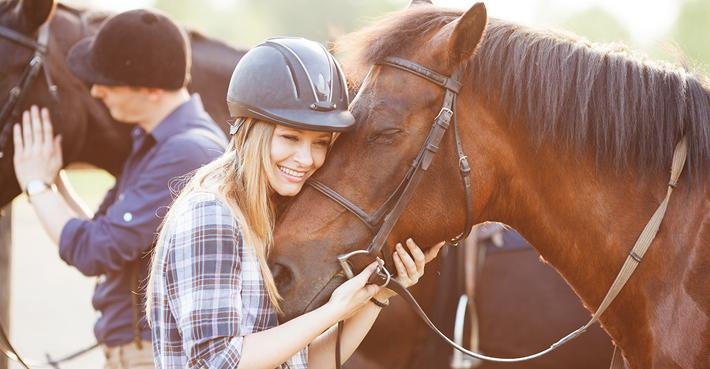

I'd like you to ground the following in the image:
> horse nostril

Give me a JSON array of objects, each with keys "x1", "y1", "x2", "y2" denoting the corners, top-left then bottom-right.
[{"x1": 271, "y1": 262, "x2": 294, "y2": 291}]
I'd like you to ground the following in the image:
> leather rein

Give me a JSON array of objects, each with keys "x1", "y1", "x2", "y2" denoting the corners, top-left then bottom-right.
[{"x1": 312, "y1": 56, "x2": 689, "y2": 369}]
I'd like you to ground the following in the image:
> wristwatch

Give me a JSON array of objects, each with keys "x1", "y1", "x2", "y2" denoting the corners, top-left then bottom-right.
[{"x1": 24, "y1": 179, "x2": 52, "y2": 198}]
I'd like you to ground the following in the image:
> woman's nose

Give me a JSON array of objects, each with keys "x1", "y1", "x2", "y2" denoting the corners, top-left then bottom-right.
[{"x1": 292, "y1": 143, "x2": 314, "y2": 167}]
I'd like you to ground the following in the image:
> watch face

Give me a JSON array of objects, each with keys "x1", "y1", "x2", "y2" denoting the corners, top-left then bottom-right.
[{"x1": 26, "y1": 180, "x2": 49, "y2": 196}]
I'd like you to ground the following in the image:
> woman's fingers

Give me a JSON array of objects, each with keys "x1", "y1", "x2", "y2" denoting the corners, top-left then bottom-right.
[
  {"x1": 425, "y1": 241, "x2": 446, "y2": 263},
  {"x1": 405, "y1": 238, "x2": 426, "y2": 271},
  {"x1": 395, "y1": 243, "x2": 419, "y2": 278}
]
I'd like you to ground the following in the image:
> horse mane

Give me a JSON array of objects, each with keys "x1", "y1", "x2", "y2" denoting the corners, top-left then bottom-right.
[{"x1": 338, "y1": 6, "x2": 710, "y2": 179}]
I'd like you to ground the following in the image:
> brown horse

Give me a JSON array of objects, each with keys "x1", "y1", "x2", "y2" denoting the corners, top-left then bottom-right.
[
  {"x1": 270, "y1": 3, "x2": 710, "y2": 369},
  {"x1": 0, "y1": 0, "x2": 242, "y2": 207}
]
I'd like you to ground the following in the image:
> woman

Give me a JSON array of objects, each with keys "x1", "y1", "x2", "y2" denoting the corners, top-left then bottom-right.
[{"x1": 147, "y1": 37, "x2": 442, "y2": 369}]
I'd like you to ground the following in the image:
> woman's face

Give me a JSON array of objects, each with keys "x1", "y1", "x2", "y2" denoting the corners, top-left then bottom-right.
[{"x1": 268, "y1": 125, "x2": 332, "y2": 196}]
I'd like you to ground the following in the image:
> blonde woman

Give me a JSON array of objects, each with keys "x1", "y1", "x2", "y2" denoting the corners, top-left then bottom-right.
[{"x1": 147, "y1": 37, "x2": 442, "y2": 369}]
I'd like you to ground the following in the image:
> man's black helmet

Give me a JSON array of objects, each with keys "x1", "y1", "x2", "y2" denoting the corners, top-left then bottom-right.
[
  {"x1": 66, "y1": 9, "x2": 190, "y2": 89},
  {"x1": 226, "y1": 37, "x2": 355, "y2": 132}
]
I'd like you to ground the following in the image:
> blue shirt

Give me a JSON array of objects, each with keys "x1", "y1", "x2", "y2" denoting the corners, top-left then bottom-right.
[{"x1": 58, "y1": 95, "x2": 226, "y2": 346}]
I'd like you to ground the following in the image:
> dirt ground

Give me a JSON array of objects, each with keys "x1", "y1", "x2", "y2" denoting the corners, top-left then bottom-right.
[{"x1": 8, "y1": 174, "x2": 109, "y2": 369}]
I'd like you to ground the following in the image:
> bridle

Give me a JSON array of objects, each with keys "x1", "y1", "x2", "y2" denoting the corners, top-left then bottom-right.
[
  {"x1": 0, "y1": 21, "x2": 58, "y2": 159},
  {"x1": 308, "y1": 56, "x2": 475, "y2": 275},
  {"x1": 310, "y1": 55, "x2": 690, "y2": 369},
  {"x1": 307, "y1": 56, "x2": 480, "y2": 369}
]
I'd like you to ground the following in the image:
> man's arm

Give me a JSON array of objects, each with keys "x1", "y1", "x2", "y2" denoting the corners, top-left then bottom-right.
[{"x1": 55, "y1": 170, "x2": 94, "y2": 220}]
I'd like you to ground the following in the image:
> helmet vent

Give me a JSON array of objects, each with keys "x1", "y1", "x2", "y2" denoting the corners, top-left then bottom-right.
[
  {"x1": 284, "y1": 64, "x2": 300, "y2": 98},
  {"x1": 310, "y1": 102, "x2": 337, "y2": 111}
]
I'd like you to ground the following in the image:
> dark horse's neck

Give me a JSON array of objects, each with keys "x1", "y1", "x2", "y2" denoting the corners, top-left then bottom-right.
[
  {"x1": 464, "y1": 19, "x2": 710, "y2": 368},
  {"x1": 0, "y1": 5, "x2": 243, "y2": 207}
]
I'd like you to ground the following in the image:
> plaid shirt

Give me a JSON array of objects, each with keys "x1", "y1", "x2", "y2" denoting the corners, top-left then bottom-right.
[{"x1": 150, "y1": 192, "x2": 308, "y2": 369}]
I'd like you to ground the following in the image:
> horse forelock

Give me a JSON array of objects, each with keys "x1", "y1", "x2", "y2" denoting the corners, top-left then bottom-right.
[
  {"x1": 338, "y1": 7, "x2": 710, "y2": 182},
  {"x1": 335, "y1": 6, "x2": 460, "y2": 90}
]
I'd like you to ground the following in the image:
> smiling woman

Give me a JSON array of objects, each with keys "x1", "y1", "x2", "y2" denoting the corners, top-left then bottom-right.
[
  {"x1": 269, "y1": 125, "x2": 333, "y2": 197},
  {"x1": 145, "y1": 36, "x2": 442, "y2": 369}
]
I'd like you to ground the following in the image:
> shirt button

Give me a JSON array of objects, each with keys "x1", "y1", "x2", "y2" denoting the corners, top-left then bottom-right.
[
  {"x1": 118, "y1": 193, "x2": 125, "y2": 201},
  {"x1": 123, "y1": 212, "x2": 133, "y2": 222}
]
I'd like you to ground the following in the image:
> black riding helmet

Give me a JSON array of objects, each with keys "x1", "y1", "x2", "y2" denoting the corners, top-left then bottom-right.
[{"x1": 226, "y1": 37, "x2": 355, "y2": 132}]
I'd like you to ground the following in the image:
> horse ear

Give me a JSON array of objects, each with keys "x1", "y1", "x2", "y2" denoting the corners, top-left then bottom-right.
[
  {"x1": 15, "y1": 0, "x2": 56, "y2": 30},
  {"x1": 447, "y1": 2, "x2": 487, "y2": 67},
  {"x1": 408, "y1": 0, "x2": 433, "y2": 7}
]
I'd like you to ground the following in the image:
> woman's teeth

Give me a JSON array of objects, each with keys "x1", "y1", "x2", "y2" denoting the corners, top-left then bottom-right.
[{"x1": 279, "y1": 166, "x2": 305, "y2": 178}]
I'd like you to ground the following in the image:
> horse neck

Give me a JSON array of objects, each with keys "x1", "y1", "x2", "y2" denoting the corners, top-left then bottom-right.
[{"x1": 465, "y1": 102, "x2": 676, "y2": 310}]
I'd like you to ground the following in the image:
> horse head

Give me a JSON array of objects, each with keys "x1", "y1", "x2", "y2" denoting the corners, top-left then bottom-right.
[
  {"x1": 0, "y1": 0, "x2": 131, "y2": 207},
  {"x1": 272, "y1": 3, "x2": 491, "y2": 320}
]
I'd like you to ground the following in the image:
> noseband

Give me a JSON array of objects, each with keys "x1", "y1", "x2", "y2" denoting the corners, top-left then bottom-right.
[
  {"x1": 308, "y1": 56, "x2": 475, "y2": 274},
  {"x1": 0, "y1": 22, "x2": 58, "y2": 159}
]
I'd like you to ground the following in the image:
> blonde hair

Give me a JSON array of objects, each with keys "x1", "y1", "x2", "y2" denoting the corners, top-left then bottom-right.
[{"x1": 146, "y1": 118, "x2": 283, "y2": 320}]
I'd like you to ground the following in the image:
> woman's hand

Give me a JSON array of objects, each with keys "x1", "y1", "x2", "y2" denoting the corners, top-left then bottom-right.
[
  {"x1": 13, "y1": 106, "x2": 63, "y2": 190},
  {"x1": 326, "y1": 262, "x2": 382, "y2": 319},
  {"x1": 375, "y1": 239, "x2": 445, "y2": 302}
]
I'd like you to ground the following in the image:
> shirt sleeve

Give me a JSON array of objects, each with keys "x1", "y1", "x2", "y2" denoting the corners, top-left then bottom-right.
[
  {"x1": 58, "y1": 138, "x2": 218, "y2": 276},
  {"x1": 164, "y1": 196, "x2": 246, "y2": 369}
]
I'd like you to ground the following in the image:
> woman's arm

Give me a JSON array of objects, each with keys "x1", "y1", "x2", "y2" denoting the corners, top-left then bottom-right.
[
  {"x1": 307, "y1": 239, "x2": 445, "y2": 369},
  {"x1": 236, "y1": 262, "x2": 381, "y2": 369},
  {"x1": 163, "y1": 195, "x2": 383, "y2": 369}
]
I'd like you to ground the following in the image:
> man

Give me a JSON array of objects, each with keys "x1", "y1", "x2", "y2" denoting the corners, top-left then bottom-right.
[{"x1": 12, "y1": 9, "x2": 225, "y2": 369}]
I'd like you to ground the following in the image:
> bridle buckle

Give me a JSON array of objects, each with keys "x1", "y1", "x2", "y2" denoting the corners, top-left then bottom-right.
[{"x1": 337, "y1": 249, "x2": 390, "y2": 288}]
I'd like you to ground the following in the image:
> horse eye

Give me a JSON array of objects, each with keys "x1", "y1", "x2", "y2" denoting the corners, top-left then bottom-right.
[{"x1": 368, "y1": 128, "x2": 402, "y2": 144}]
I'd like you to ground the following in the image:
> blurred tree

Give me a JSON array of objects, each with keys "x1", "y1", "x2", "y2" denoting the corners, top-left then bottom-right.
[
  {"x1": 152, "y1": 0, "x2": 406, "y2": 48},
  {"x1": 669, "y1": 0, "x2": 710, "y2": 74},
  {"x1": 559, "y1": 6, "x2": 631, "y2": 44}
]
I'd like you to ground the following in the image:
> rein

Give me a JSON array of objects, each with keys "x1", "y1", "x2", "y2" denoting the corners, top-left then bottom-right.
[{"x1": 316, "y1": 57, "x2": 689, "y2": 368}]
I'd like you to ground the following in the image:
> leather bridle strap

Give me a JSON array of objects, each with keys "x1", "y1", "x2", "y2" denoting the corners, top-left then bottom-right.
[
  {"x1": 0, "y1": 22, "x2": 57, "y2": 159},
  {"x1": 0, "y1": 25, "x2": 47, "y2": 51}
]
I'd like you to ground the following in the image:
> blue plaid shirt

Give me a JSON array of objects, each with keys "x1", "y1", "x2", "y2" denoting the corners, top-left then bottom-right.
[{"x1": 150, "y1": 192, "x2": 308, "y2": 369}]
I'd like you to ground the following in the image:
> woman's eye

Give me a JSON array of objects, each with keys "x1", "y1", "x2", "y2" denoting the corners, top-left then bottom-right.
[
  {"x1": 314, "y1": 140, "x2": 330, "y2": 147},
  {"x1": 282, "y1": 135, "x2": 299, "y2": 142}
]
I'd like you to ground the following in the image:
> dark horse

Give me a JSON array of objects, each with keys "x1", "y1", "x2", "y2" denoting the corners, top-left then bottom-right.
[
  {"x1": 270, "y1": 3, "x2": 710, "y2": 369},
  {"x1": 0, "y1": 0, "x2": 241, "y2": 207}
]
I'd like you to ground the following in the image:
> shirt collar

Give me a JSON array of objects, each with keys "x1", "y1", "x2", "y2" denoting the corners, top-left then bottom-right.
[{"x1": 149, "y1": 94, "x2": 210, "y2": 144}]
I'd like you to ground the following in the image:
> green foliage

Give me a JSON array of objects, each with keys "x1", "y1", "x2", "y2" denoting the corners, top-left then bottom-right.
[
  {"x1": 670, "y1": 0, "x2": 710, "y2": 74},
  {"x1": 560, "y1": 6, "x2": 631, "y2": 44},
  {"x1": 152, "y1": 0, "x2": 407, "y2": 48}
]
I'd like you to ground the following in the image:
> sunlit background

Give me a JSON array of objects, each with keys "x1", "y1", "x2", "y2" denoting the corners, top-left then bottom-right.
[
  {"x1": 7, "y1": 1, "x2": 710, "y2": 369},
  {"x1": 60, "y1": 0, "x2": 710, "y2": 73}
]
